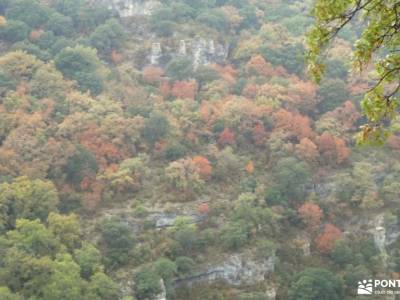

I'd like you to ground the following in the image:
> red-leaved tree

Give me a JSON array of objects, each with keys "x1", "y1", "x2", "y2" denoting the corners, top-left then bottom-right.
[
  {"x1": 218, "y1": 128, "x2": 235, "y2": 146},
  {"x1": 252, "y1": 122, "x2": 268, "y2": 146},
  {"x1": 192, "y1": 155, "x2": 212, "y2": 179},
  {"x1": 245, "y1": 55, "x2": 275, "y2": 77},
  {"x1": 315, "y1": 224, "x2": 342, "y2": 253},
  {"x1": 274, "y1": 109, "x2": 314, "y2": 141},
  {"x1": 318, "y1": 131, "x2": 350, "y2": 164},
  {"x1": 171, "y1": 80, "x2": 198, "y2": 100},
  {"x1": 296, "y1": 138, "x2": 319, "y2": 163},
  {"x1": 298, "y1": 202, "x2": 323, "y2": 229},
  {"x1": 143, "y1": 66, "x2": 164, "y2": 84}
]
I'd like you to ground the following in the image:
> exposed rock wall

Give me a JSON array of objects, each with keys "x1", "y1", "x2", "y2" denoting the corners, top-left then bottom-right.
[
  {"x1": 342, "y1": 212, "x2": 400, "y2": 272},
  {"x1": 98, "y1": 0, "x2": 161, "y2": 17},
  {"x1": 94, "y1": 1, "x2": 229, "y2": 68},
  {"x1": 148, "y1": 212, "x2": 205, "y2": 228},
  {"x1": 370, "y1": 214, "x2": 388, "y2": 268},
  {"x1": 150, "y1": 42, "x2": 162, "y2": 65},
  {"x1": 154, "y1": 279, "x2": 167, "y2": 300},
  {"x1": 149, "y1": 39, "x2": 229, "y2": 69},
  {"x1": 175, "y1": 253, "x2": 276, "y2": 287}
]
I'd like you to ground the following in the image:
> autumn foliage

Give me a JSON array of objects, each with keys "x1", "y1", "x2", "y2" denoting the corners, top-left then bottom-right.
[
  {"x1": 287, "y1": 79, "x2": 318, "y2": 112},
  {"x1": 192, "y1": 155, "x2": 212, "y2": 179},
  {"x1": 111, "y1": 50, "x2": 123, "y2": 63},
  {"x1": 387, "y1": 135, "x2": 400, "y2": 150},
  {"x1": 245, "y1": 161, "x2": 254, "y2": 174},
  {"x1": 29, "y1": 29, "x2": 44, "y2": 41},
  {"x1": 298, "y1": 202, "x2": 323, "y2": 229},
  {"x1": 198, "y1": 202, "x2": 210, "y2": 214},
  {"x1": 332, "y1": 101, "x2": 360, "y2": 130},
  {"x1": 242, "y1": 83, "x2": 258, "y2": 98},
  {"x1": 318, "y1": 131, "x2": 350, "y2": 164},
  {"x1": 221, "y1": 5, "x2": 243, "y2": 29},
  {"x1": 171, "y1": 80, "x2": 198, "y2": 100},
  {"x1": 78, "y1": 124, "x2": 124, "y2": 169},
  {"x1": 274, "y1": 109, "x2": 314, "y2": 141},
  {"x1": 81, "y1": 180, "x2": 104, "y2": 212},
  {"x1": 160, "y1": 80, "x2": 171, "y2": 98},
  {"x1": 315, "y1": 224, "x2": 343, "y2": 253},
  {"x1": 218, "y1": 128, "x2": 235, "y2": 146},
  {"x1": 245, "y1": 55, "x2": 274, "y2": 77},
  {"x1": 252, "y1": 123, "x2": 268, "y2": 146},
  {"x1": 212, "y1": 64, "x2": 237, "y2": 85},
  {"x1": 0, "y1": 2, "x2": 392, "y2": 297},
  {"x1": 143, "y1": 66, "x2": 165, "y2": 84},
  {"x1": 296, "y1": 138, "x2": 319, "y2": 163},
  {"x1": 318, "y1": 101, "x2": 361, "y2": 134}
]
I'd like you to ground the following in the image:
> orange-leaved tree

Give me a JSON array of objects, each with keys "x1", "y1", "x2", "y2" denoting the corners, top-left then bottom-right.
[
  {"x1": 171, "y1": 80, "x2": 198, "y2": 100},
  {"x1": 298, "y1": 202, "x2": 323, "y2": 229},
  {"x1": 315, "y1": 224, "x2": 342, "y2": 253},
  {"x1": 192, "y1": 155, "x2": 212, "y2": 180},
  {"x1": 318, "y1": 132, "x2": 350, "y2": 165}
]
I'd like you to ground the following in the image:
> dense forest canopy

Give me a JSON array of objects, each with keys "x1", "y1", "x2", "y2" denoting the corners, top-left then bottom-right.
[{"x1": 0, "y1": 0, "x2": 398, "y2": 299}]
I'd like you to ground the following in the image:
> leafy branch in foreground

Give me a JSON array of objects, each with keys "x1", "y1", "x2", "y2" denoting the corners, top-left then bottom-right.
[{"x1": 307, "y1": 0, "x2": 400, "y2": 144}]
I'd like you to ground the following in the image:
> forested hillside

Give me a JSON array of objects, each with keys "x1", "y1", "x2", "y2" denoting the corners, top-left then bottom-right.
[{"x1": 0, "y1": 0, "x2": 399, "y2": 299}]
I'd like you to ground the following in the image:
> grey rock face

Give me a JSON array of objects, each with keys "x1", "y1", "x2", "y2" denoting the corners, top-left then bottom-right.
[
  {"x1": 95, "y1": 1, "x2": 228, "y2": 68},
  {"x1": 119, "y1": 279, "x2": 135, "y2": 298},
  {"x1": 150, "y1": 42, "x2": 162, "y2": 65},
  {"x1": 305, "y1": 181, "x2": 336, "y2": 199},
  {"x1": 154, "y1": 279, "x2": 167, "y2": 300},
  {"x1": 192, "y1": 39, "x2": 208, "y2": 70},
  {"x1": 178, "y1": 40, "x2": 187, "y2": 56},
  {"x1": 371, "y1": 214, "x2": 386, "y2": 252},
  {"x1": 265, "y1": 286, "x2": 277, "y2": 300},
  {"x1": 175, "y1": 253, "x2": 275, "y2": 287},
  {"x1": 343, "y1": 213, "x2": 400, "y2": 271},
  {"x1": 294, "y1": 234, "x2": 311, "y2": 257},
  {"x1": 148, "y1": 39, "x2": 228, "y2": 68},
  {"x1": 101, "y1": 0, "x2": 161, "y2": 17},
  {"x1": 386, "y1": 222, "x2": 400, "y2": 246},
  {"x1": 192, "y1": 38, "x2": 228, "y2": 69},
  {"x1": 148, "y1": 212, "x2": 204, "y2": 228}
]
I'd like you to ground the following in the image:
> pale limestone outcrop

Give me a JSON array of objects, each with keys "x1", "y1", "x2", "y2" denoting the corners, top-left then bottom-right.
[
  {"x1": 175, "y1": 252, "x2": 276, "y2": 287},
  {"x1": 148, "y1": 39, "x2": 228, "y2": 68},
  {"x1": 100, "y1": 0, "x2": 161, "y2": 17}
]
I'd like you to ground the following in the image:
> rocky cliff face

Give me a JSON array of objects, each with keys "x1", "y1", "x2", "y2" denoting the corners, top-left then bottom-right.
[
  {"x1": 173, "y1": 253, "x2": 276, "y2": 299},
  {"x1": 107, "y1": 208, "x2": 277, "y2": 299},
  {"x1": 341, "y1": 211, "x2": 400, "y2": 273},
  {"x1": 95, "y1": 1, "x2": 229, "y2": 68},
  {"x1": 149, "y1": 39, "x2": 229, "y2": 69},
  {"x1": 154, "y1": 279, "x2": 167, "y2": 300},
  {"x1": 98, "y1": 0, "x2": 161, "y2": 17},
  {"x1": 175, "y1": 252, "x2": 276, "y2": 287}
]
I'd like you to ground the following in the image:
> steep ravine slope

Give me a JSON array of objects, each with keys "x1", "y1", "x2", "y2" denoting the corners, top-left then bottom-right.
[{"x1": 0, "y1": 0, "x2": 400, "y2": 299}]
